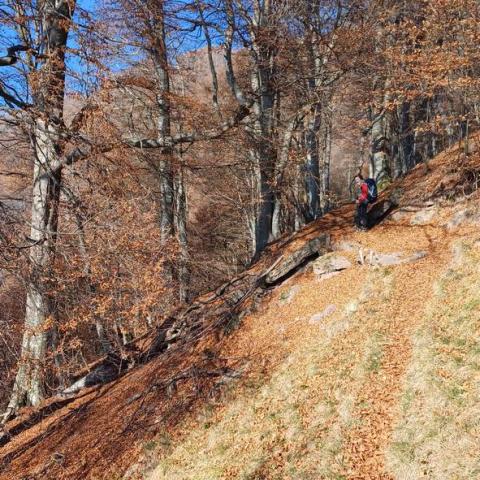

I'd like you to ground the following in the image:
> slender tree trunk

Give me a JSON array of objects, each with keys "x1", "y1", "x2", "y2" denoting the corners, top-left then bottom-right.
[
  {"x1": 394, "y1": 100, "x2": 414, "y2": 177},
  {"x1": 271, "y1": 195, "x2": 282, "y2": 240},
  {"x1": 319, "y1": 112, "x2": 332, "y2": 214},
  {"x1": 4, "y1": 121, "x2": 63, "y2": 420},
  {"x1": 223, "y1": 0, "x2": 248, "y2": 107},
  {"x1": 370, "y1": 89, "x2": 391, "y2": 184},
  {"x1": 304, "y1": 105, "x2": 322, "y2": 221},
  {"x1": 294, "y1": 162, "x2": 304, "y2": 232},
  {"x1": 148, "y1": 3, "x2": 190, "y2": 299},
  {"x1": 158, "y1": 159, "x2": 174, "y2": 244},
  {"x1": 370, "y1": 9, "x2": 392, "y2": 184},
  {"x1": 304, "y1": 117, "x2": 320, "y2": 221},
  {"x1": 250, "y1": 1, "x2": 276, "y2": 255},
  {"x1": 256, "y1": 160, "x2": 275, "y2": 250},
  {"x1": 196, "y1": 0, "x2": 221, "y2": 119},
  {"x1": 272, "y1": 114, "x2": 300, "y2": 239},
  {"x1": 3, "y1": 0, "x2": 75, "y2": 422},
  {"x1": 246, "y1": 154, "x2": 258, "y2": 257},
  {"x1": 303, "y1": 21, "x2": 328, "y2": 222},
  {"x1": 174, "y1": 161, "x2": 189, "y2": 303},
  {"x1": 151, "y1": 8, "x2": 174, "y2": 245}
]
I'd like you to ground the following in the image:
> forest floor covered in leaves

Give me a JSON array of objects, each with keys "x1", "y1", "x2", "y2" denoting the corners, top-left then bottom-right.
[
  {"x1": 1, "y1": 143, "x2": 480, "y2": 479},
  {"x1": 146, "y1": 219, "x2": 480, "y2": 480}
]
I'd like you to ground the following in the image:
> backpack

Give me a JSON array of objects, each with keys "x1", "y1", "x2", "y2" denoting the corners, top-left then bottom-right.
[{"x1": 365, "y1": 178, "x2": 378, "y2": 203}]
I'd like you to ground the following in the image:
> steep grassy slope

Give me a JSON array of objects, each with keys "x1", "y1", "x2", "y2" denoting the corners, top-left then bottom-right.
[
  {"x1": 386, "y1": 241, "x2": 480, "y2": 479},
  {"x1": 1, "y1": 143, "x2": 479, "y2": 480},
  {"x1": 139, "y1": 149, "x2": 480, "y2": 480},
  {"x1": 144, "y1": 225, "x2": 458, "y2": 479}
]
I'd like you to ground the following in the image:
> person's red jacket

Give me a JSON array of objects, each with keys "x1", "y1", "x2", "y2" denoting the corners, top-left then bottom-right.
[{"x1": 358, "y1": 182, "x2": 368, "y2": 203}]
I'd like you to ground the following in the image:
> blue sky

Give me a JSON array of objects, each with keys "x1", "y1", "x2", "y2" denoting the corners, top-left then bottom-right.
[
  {"x1": 0, "y1": 0, "x2": 211, "y2": 104},
  {"x1": 0, "y1": 0, "x2": 101, "y2": 102}
]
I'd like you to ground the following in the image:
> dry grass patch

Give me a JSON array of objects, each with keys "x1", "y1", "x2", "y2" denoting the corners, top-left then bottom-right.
[{"x1": 386, "y1": 241, "x2": 480, "y2": 479}]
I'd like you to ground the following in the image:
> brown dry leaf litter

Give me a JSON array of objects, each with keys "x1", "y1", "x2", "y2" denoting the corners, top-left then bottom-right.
[
  {"x1": 1, "y1": 141, "x2": 479, "y2": 480},
  {"x1": 148, "y1": 224, "x2": 453, "y2": 480},
  {"x1": 341, "y1": 253, "x2": 449, "y2": 479}
]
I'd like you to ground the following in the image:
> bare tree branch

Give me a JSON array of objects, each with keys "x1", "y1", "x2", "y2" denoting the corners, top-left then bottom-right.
[
  {"x1": 126, "y1": 103, "x2": 252, "y2": 149},
  {"x1": 0, "y1": 84, "x2": 30, "y2": 109},
  {"x1": 0, "y1": 45, "x2": 30, "y2": 67}
]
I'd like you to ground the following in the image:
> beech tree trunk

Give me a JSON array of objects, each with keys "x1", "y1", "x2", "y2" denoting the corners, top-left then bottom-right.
[
  {"x1": 5, "y1": 124, "x2": 62, "y2": 417},
  {"x1": 246, "y1": 156, "x2": 259, "y2": 257},
  {"x1": 370, "y1": 79, "x2": 392, "y2": 184},
  {"x1": 302, "y1": 8, "x2": 334, "y2": 223},
  {"x1": 145, "y1": 1, "x2": 189, "y2": 300},
  {"x1": 319, "y1": 112, "x2": 332, "y2": 215},
  {"x1": 150, "y1": 2, "x2": 174, "y2": 245},
  {"x1": 174, "y1": 161, "x2": 189, "y2": 303},
  {"x1": 220, "y1": 0, "x2": 277, "y2": 257},
  {"x1": 250, "y1": 0, "x2": 276, "y2": 255},
  {"x1": 3, "y1": 0, "x2": 75, "y2": 422},
  {"x1": 393, "y1": 100, "x2": 414, "y2": 177},
  {"x1": 272, "y1": 114, "x2": 301, "y2": 239},
  {"x1": 196, "y1": 0, "x2": 221, "y2": 118},
  {"x1": 304, "y1": 105, "x2": 322, "y2": 222}
]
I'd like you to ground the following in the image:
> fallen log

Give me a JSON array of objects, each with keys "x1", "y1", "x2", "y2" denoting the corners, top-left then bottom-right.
[{"x1": 265, "y1": 234, "x2": 331, "y2": 284}]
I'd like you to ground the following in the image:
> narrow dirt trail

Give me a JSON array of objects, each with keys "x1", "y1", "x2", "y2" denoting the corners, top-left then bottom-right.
[{"x1": 342, "y1": 226, "x2": 450, "y2": 479}]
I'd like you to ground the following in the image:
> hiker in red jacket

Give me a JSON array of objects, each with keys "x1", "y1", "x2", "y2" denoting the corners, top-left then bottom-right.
[{"x1": 354, "y1": 175, "x2": 377, "y2": 230}]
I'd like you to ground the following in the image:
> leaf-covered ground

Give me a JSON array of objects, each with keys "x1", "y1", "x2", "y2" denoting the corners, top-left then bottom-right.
[
  {"x1": 1, "y1": 143, "x2": 479, "y2": 480},
  {"x1": 145, "y1": 195, "x2": 480, "y2": 479}
]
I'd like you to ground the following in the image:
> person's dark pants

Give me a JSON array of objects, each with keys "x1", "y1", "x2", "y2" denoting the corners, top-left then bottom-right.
[{"x1": 355, "y1": 201, "x2": 368, "y2": 229}]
